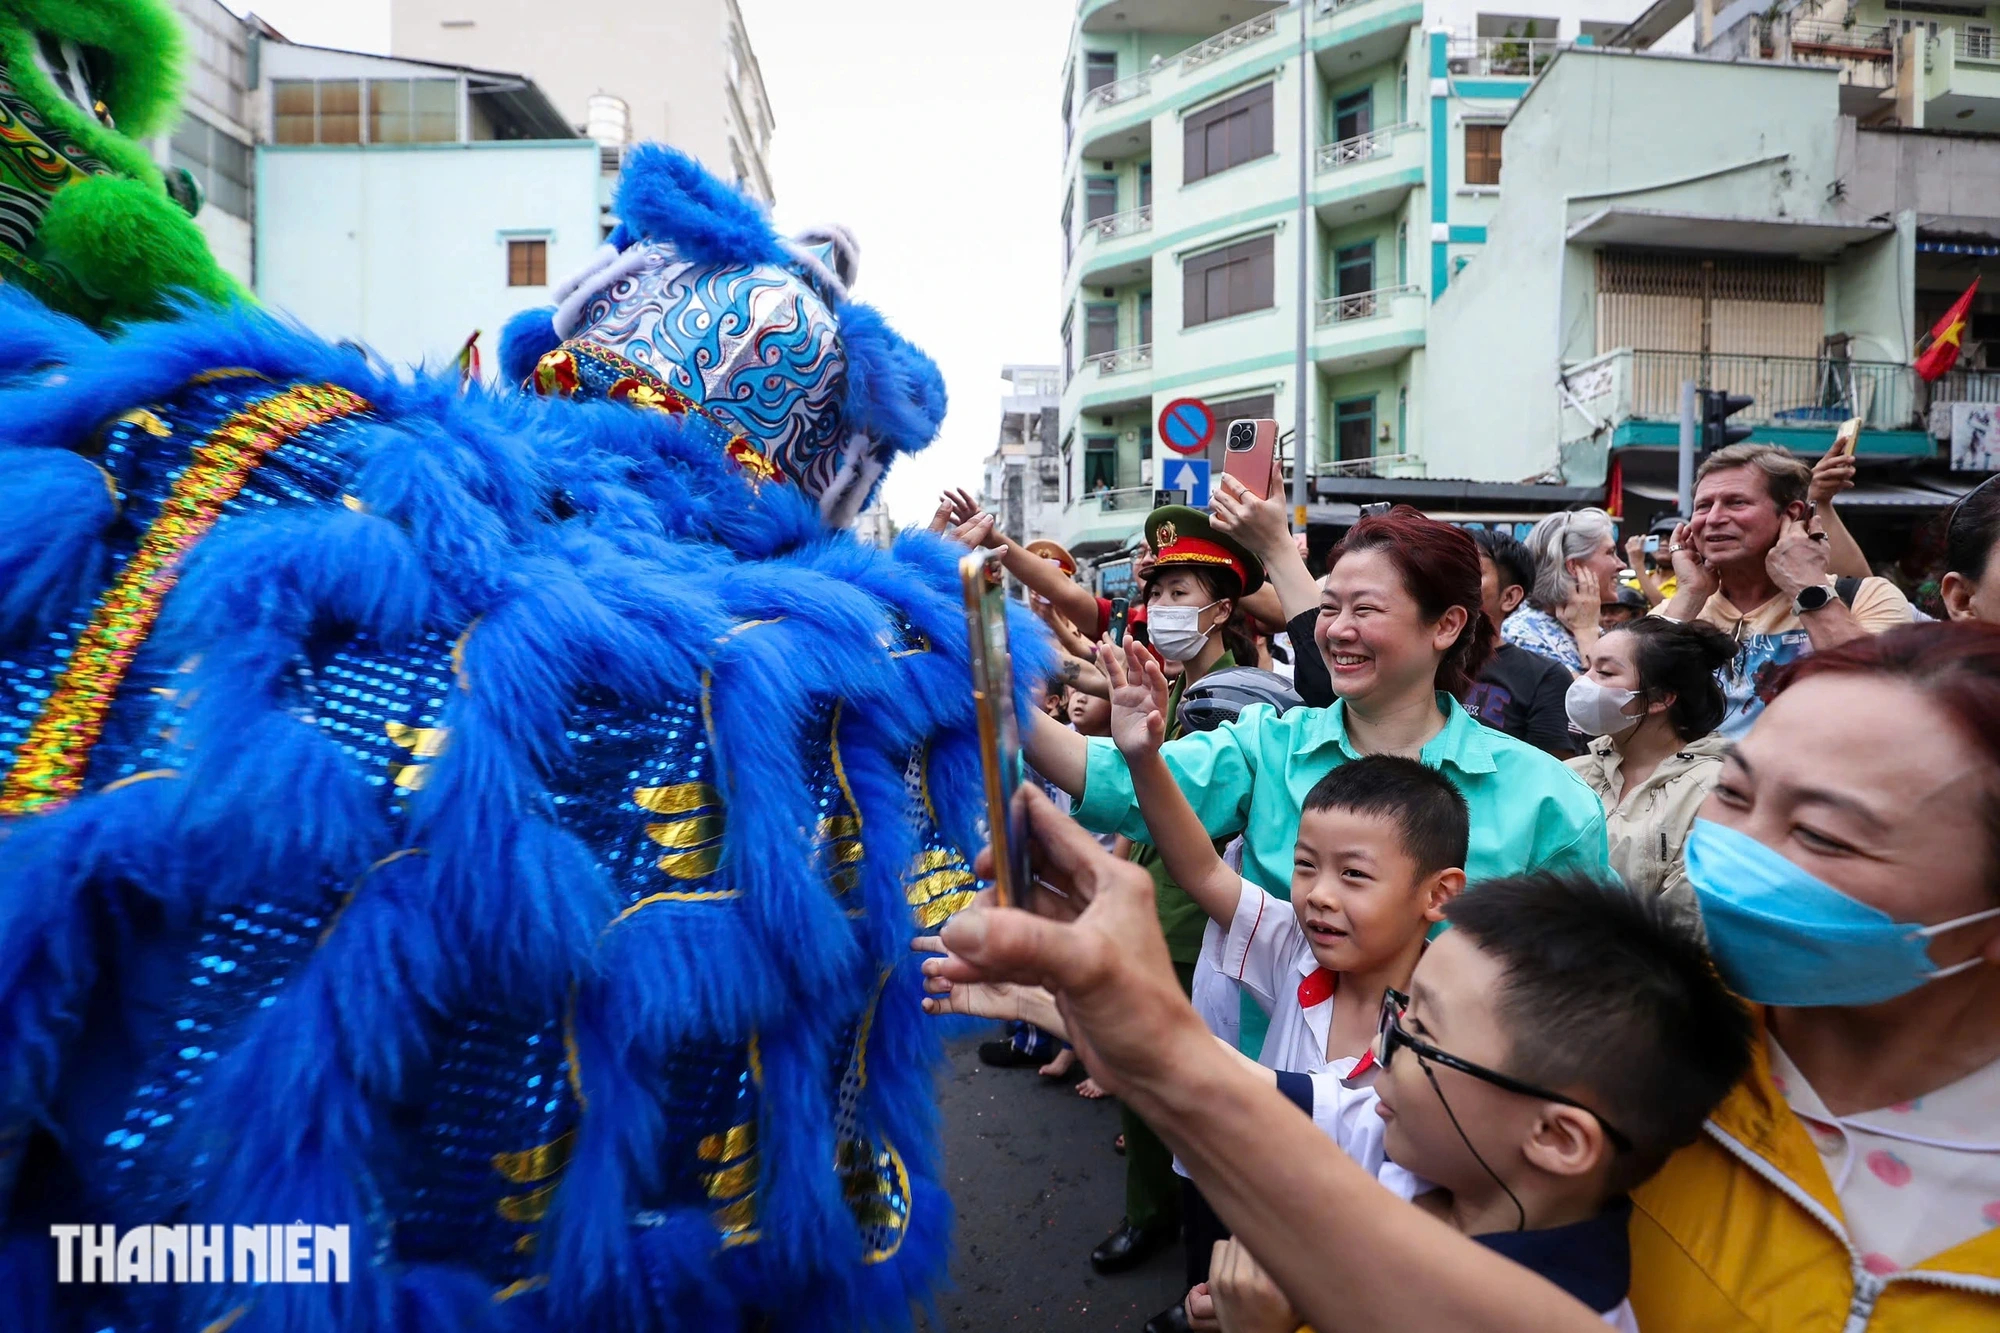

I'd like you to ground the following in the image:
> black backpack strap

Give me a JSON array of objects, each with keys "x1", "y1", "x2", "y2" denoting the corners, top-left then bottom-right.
[{"x1": 1834, "y1": 576, "x2": 1863, "y2": 608}]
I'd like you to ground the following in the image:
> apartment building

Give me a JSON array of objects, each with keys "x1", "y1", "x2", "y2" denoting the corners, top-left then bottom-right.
[
  {"x1": 1049, "y1": 0, "x2": 1672, "y2": 557},
  {"x1": 980, "y1": 365, "x2": 1065, "y2": 559},
  {"x1": 1432, "y1": 29, "x2": 1997, "y2": 553},
  {"x1": 164, "y1": 0, "x2": 260, "y2": 284},
  {"x1": 389, "y1": 0, "x2": 777, "y2": 204},
  {"x1": 254, "y1": 40, "x2": 599, "y2": 378}
]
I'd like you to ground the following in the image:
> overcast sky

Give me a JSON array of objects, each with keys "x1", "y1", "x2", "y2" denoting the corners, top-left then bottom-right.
[{"x1": 230, "y1": 0, "x2": 1071, "y2": 527}]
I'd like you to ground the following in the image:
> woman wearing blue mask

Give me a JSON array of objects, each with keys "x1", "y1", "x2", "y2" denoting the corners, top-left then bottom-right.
[{"x1": 1630, "y1": 622, "x2": 2000, "y2": 1332}]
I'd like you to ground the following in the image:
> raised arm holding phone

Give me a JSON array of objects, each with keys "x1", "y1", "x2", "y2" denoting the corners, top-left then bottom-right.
[{"x1": 925, "y1": 790, "x2": 1614, "y2": 1333}]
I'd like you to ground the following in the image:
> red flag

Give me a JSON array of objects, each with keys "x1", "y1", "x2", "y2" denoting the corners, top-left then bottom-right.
[{"x1": 1915, "y1": 279, "x2": 1979, "y2": 382}]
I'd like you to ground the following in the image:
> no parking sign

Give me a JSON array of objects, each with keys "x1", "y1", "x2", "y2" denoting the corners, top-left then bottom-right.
[{"x1": 1159, "y1": 398, "x2": 1214, "y2": 456}]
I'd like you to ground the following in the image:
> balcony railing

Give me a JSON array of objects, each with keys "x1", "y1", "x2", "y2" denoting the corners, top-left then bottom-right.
[
  {"x1": 1085, "y1": 70, "x2": 1152, "y2": 111},
  {"x1": 1623, "y1": 350, "x2": 1919, "y2": 430},
  {"x1": 1316, "y1": 283, "x2": 1420, "y2": 326},
  {"x1": 1077, "y1": 484, "x2": 1155, "y2": 515},
  {"x1": 1955, "y1": 26, "x2": 1998, "y2": 61},
  {"x1": 1182, "y1": 10, "x2": 1281, "y2": 71},
  {"x1": 1321, "y1": 451, "x2": 1420, "y2": 477},
  {"x1": 1788, "y1": 19, "x2": 1894, "y2": 57},
  {"x1": 1086, "y1": 343, "x2": 1153, "y2": 376},
  {"x1": 1317, "y1": 0, "x2": 1382, "y2": 14},
  {"x1": 1316, "y1": 121, "x2": 1416, "y2": 172},
  {"x1": 1086, "y1": 206, "x2": 1153, "y2": 242},
  {"x1": 1930, "y1": 367, "x2": 2000, "y2": 403},
  {"x1": 1447, "y1": 36, "x2": 1565, "y2": 78}
]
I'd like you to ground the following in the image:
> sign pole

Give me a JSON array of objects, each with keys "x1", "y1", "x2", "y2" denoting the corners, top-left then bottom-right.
[
  {"x1": 1676, "y1": 379, "x2": 1696, "y2": 517},
  {"x1": 1291, "y1": 0, "x2": 1311, "y2": 531}
]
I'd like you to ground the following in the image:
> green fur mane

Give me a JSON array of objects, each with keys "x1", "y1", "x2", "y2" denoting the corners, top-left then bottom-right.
[{"x1": 0, "y1": 0, "x2": 238, "y2": 323}]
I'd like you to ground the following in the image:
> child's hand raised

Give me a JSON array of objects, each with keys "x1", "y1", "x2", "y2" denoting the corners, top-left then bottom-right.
[{"x1": 1103, "y1": 641, "x2": 1170, "y2": 759}]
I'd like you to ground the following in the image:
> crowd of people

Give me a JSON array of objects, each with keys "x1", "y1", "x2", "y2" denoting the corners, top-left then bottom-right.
[{"x1": 919, "y1": 447, "x2": 2000, "y2": 1331}]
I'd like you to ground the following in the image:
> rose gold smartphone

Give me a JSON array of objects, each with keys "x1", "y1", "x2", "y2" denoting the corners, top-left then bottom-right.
[
  {"x1": 960, "y1": 547, "x2": 1031, "y2": 909},
  {"x1": 1221, "y1": 418, "x2": 1279, "y2": 500}
]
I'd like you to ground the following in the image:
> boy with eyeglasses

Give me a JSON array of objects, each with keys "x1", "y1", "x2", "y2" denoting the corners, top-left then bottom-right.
[
  {"x1": 923, "y1": 872, "x2": 1753, "y2": 1331},
  {"x1": 1207, "y1": 872, "x2": 1754, "y2": 1330}
]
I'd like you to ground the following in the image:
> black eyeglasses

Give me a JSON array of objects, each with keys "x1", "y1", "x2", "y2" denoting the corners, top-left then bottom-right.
[{"x1": 1376, "y1": 988, "x2": 1634, "y2": 1154}]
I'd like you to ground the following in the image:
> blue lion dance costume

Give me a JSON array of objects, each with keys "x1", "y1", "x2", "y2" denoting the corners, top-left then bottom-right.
[{"x1": 0, "y1": 128, "x2": 1048, "y2": 1331}]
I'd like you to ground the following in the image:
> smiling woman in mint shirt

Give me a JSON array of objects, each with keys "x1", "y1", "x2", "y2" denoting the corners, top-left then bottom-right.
[{"x1": 1023, "y1": 505, "x2": 1610, "y2": 1041}]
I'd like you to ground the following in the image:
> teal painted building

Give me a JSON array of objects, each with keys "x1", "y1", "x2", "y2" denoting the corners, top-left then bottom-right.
[{"x1": 1050, "y1": 0, "x2": 1662, "y2": 555}]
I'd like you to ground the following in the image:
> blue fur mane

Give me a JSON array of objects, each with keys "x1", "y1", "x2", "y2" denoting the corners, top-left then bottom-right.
[
  {"x1": 0, "y1": 305, "x2": 1050, "y2": 1333},
  {"x1": 613, "y1": 144, "x2": 786, "y2": 270}
]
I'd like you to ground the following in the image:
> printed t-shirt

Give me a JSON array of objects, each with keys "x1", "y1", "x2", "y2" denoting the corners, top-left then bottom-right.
[
  {"x1": 1465, "y1": 642, "x2": 1578, "y2": 755},
  {"x1": 1686, "y1": 576, "x2": 1911, "y2": 738}
]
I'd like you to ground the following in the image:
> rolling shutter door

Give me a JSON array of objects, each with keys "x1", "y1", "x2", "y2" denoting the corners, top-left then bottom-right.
[{"x1": 1596, "y1": 252, "x2": 1824, "y2": 357}]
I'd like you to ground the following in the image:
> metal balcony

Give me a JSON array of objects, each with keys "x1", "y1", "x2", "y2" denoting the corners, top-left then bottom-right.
[
  {"x1": 1181, "y1": 10, "x2": 1282, "y2": 71},
  {"x1": 1623, "y1": 350, "x2": 1918, "y2": 430},
  {"x1": 1957, "y1": 26, "x2": 1999, "y2": 60},
  {"x1": 1085, "y1": 343, "x2": 1153, "y2": 376},
  {"x1": 1321, "y1": 451, "x2": 1421, "y2": 477},
  {"x1": 1316, "y1": 283, "x2": 1420, "y2": 326},
  {"x1": 1446, "y1": 36, "x2": 1565, "y2": 78},
  {"x1": 1085, "y1": 70, "x2": 1152, "y2": 111},
  {"x1": 1316, "y1": 121, "x2": 1416, "y2": 173},
  {"x1": 1086, "y1": 206, "x2": 1153, "y2": 242}
]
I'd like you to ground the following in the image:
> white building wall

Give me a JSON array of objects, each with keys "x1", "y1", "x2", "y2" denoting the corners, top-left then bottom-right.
[
  {"x1": 255, "y1": 141, "x2": 602, "y2": 377},
  {"x1": 388, "y1": 0, "x2": 776, "y2": 201}
]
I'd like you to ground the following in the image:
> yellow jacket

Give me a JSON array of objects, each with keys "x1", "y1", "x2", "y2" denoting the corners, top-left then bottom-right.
[{"x1": 1630, "y1": 1032, "x2": 2000, "y2": 1331}]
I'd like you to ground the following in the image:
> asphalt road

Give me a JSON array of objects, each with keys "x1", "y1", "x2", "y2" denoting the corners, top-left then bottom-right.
[{"x1": 923, "y1": 1036, "x2": 1187, "y2": 1333}]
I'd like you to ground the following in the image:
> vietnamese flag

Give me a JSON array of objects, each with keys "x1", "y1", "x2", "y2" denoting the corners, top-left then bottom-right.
[{"x1": 1915, "y1": 278, "x2": 1979, "y2": 382}]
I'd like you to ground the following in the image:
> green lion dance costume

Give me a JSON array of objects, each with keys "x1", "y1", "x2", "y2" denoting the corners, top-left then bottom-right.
[
  {"x1": 0, "y1": 0, "x2": 234, "y2": 324},
  {"x1": 0, "y1": 3, "x2": 1042, "y2": 1331}
]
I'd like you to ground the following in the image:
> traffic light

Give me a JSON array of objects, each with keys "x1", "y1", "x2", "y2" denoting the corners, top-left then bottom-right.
[{"x1": 1698, "y1": 389, "x2": 1754, "y2": 454}]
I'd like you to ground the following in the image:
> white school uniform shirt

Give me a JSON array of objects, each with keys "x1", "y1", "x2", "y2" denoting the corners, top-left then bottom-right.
[{"x1": 1221, "y1": 877, "x2": 1342, "y2": 1074}]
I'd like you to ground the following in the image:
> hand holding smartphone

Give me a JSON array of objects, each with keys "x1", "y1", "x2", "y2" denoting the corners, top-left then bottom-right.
[
  {"x1": 961, "y1": 548, "x2": 1032, "y2": 908},
  {"x1": 1221, "y1": 419, "x2": 1279, "y2": 501}
]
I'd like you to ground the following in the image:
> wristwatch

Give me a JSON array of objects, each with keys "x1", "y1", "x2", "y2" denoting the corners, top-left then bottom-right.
[{"x1": 1793, "y1": 584, "x2": 1835, "y2": 616}]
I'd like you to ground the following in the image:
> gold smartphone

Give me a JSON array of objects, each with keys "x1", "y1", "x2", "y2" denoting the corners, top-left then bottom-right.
[
  {"x1": 960, "y1": 547, "x2": 1032, "y2": 908},
  {"x1": 1833, "y1": 418, "x2": 1861, "y2": 457}
]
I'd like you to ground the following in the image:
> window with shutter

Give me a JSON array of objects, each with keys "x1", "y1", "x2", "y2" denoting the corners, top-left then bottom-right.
[
  {"x1": 1465, "y1": 124, "x2": 1503, "y2": 186},
  {"x1": 1086, "y1": 176, "x2": 1118, "y2": 224},
  {"x1": 1085, "y1": 304, "x2": 1119, "y2": 359},
  {"x1": 1184, "y1": 83, "x2": 1275, "y2": 184},
  {"x1": 1184, "y1": 235, "x2": 1276, "y2": 327}
]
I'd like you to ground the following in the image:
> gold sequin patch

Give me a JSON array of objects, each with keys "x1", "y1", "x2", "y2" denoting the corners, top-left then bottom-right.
[
  {"x1": 492, "y1": 1131, "x2": 575, "y2": 1184},
  {"x1": 0, "y1": 383, "x2": 371, "y2": 815}
]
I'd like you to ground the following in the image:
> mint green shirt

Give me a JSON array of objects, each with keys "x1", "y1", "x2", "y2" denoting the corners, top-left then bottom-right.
[
  {"x1": 1075, "y1": 693, "x2": 1612, "y2": 902},
  {"x1": 1075, "y1": 693, "x2": 1611, "y2": 1057}
]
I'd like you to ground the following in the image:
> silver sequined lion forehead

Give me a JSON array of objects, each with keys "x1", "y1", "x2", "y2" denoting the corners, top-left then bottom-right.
[{"x1": 500, "y1": 147, "x2": 944, "y2": 526}]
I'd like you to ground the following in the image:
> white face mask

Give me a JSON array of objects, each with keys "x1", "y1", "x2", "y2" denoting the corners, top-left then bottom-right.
[
  {"x1": 1565, "y1": 675, "x2": 1642, "y2": 737},
  {"x1": 1148, "y1": 600, "x2": 1219, "y2": 663}
]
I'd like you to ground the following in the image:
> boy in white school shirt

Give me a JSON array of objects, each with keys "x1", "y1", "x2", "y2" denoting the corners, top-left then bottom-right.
[
  {"x1": 1101, "y1": 642, "x2": 1467, "y2": 1082},
  {"x1": 1100, "y1": 644, "x2": 1467, "y2": 1329}
]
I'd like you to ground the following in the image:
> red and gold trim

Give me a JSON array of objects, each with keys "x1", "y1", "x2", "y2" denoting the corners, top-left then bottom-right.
[
  {"x1": 0, "y1": 383, "x2": 372, "y2": 815},
  {"x1": 1152, "y1": 535, "x2": 1248, "y2": 586},
  {"x1": 529, "y1": 342, "x2": 786, "y2": 490}
]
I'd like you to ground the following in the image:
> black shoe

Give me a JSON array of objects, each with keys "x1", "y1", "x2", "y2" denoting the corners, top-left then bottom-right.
[
  {"x1": 1142, "y1": 1303, "x2": 1194, "y2": 1333},
  {"x1": 1089, "y1": 1217, "x2": 1179, "y2": 1275}
]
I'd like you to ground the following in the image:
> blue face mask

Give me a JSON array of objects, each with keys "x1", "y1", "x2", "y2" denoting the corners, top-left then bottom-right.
[{"x1": 1684, "y1": 819, "x2": 2000, "y2": 1007}]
